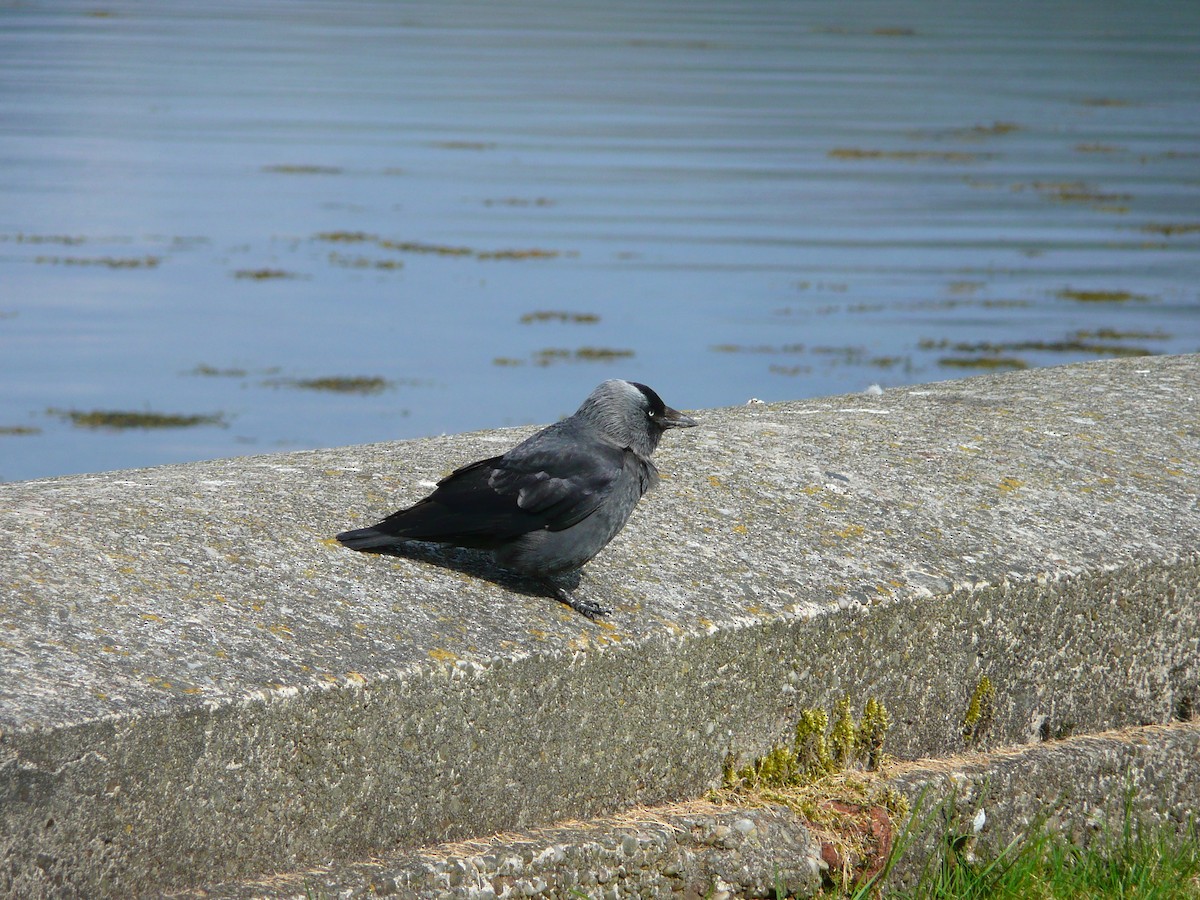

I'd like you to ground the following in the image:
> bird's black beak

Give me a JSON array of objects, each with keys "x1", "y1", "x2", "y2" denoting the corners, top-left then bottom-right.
[{"x1": 659, "y1": 406, "x2": 698, "y2": 429}]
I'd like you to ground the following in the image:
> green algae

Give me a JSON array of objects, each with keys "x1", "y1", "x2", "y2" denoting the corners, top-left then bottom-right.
[{"x1": 50, "y1": 409, "x2": 227, "y2": 430}]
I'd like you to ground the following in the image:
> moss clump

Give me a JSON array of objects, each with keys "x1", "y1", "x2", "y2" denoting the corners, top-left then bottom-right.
[
  {"x1": 962, "y1": 676, "x2": 996, "y2": 747},
  {"x1": 725, "y1": 697, "x2": 892, "y2": 794},
  {"x1": 716, "y1": 697, "x2": 906, "y2": 891}
]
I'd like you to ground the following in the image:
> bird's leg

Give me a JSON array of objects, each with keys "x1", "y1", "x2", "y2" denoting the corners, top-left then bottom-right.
[{"x1": 541, "y1": 579, "x2": 612, "y2": 620}]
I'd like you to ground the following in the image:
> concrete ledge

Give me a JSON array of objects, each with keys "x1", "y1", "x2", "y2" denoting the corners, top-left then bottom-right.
[
  {"x1": 187, "y1": 721, "x2": 1200, "y2": 899},
  {"x1": 2, "y1": 355, "x2": 1198, "y2": 896}
]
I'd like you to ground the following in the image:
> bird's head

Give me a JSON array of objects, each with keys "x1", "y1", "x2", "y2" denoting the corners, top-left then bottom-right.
[{"x1": 577, "y1": 379, "x2": 698, "y2": 455}]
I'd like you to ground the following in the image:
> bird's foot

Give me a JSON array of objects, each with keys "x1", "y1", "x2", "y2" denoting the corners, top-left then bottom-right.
[{"x1": 544, "y1": 581, "x2": 612, "y2": 620}]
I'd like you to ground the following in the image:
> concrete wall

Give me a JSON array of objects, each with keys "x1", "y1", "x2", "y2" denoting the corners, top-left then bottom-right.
[{"x1": 1, "y1": 355, "x2": 1197, "y2": 897}]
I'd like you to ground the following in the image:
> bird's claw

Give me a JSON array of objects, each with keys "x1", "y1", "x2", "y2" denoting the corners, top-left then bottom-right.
[
  {"x1": 564, "y1": 595, "x2": 613, "y2": 620},
  {"x1": 545, "y1": 582, "x2": 611, "y2": 620}
]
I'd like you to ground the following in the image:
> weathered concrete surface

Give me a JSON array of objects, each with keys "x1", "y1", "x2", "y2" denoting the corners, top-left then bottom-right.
[
  {"x1": 186, "y1": 721, "x2": 1200, "y2": 899},
  {"x1": 2, "y1": 355, "x2": 1198, "y2": 896},
  {"x1": 192, "y1": 800, "x2": 831, "y2": 899}
]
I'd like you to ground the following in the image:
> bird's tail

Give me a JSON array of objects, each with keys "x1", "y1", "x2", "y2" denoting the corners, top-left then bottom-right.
[{"x1": 336, "y1": 526, "x2": 403, "y2": 550}]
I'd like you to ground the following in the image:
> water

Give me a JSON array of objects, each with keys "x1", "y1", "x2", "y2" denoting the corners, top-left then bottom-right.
[{"x1": 2, "y1": 0, "x2": 1198, "y2": 482}]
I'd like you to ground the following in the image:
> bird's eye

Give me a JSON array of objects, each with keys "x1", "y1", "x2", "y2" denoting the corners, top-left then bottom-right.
[{"x1": 647, "y1": 409, "x2": 656, "y2": 417}]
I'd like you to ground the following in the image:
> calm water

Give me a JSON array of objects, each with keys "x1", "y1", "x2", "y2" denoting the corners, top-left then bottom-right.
[{"x1": 2, "y1": 0, "x2": 1198, "y2": 482}]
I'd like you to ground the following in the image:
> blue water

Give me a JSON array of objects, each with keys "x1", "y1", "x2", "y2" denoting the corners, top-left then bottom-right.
[{"x1": 2, "y1": 0, "x2": 1198, "y2": 482}]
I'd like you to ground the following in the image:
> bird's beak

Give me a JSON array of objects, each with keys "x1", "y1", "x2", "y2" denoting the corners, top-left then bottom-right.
[{"x1": 660, "y1": 406, "x2": 698, "y2": 429}]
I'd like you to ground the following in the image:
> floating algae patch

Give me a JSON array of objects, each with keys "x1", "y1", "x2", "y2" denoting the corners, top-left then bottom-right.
[
  {"x1": 262, "y1": 164, "x2": 343, "y2": 175},
  {"x1": 711, "y1": 343, "x2": 805, "y2": 354},
  {"x1": 572, "y1": 347, "x2": 635, "y2": 361},
  {"x1": 828, "y1": 148, "x2": 989, "y2": 163},
  {"x1": 498, "y1": 347, "x2": 636, "y2": 366},
  {"x1": 233, "y1": 268, "x2": 299, "y2": 280},
  {"x1": 1055, "y1": 287, "x2": 1151, "y2": 303},
  {"x1": 938, "y1": 357, "x2": 1029, "y2": 371},
  {"x1": 1, "y1": 233, "x2": 88, "y2": 246},
  {"x1": 914, "y1": 121, "x2": 1021, "y2": 141},
  {"x1": 476, "y1": 248, "x2": 561, "y2": 260},
  {"x1": 326, "y1": 252, "x2": 403, "y2": 270},
  {"x1": 0, "y1": 425, "x2": 41, "y2": 436},
  {"x1": 312, "y1": 232, "x2": 564, "y2": 260},
  {"x1": 34, "y1": 255, "x2": 161, "y2": 269},
  {"x1": 1037, "y1": 182, "x2": 1131, "y2": 209},
  {"x1": 921, "y1": 338, "x2": 1154, "y2": 358},
  {"x1": 50, "y1": 409, "x2": 227, "y2": 430},
  {"x1": 430, "y1": 141, "x2": 496, "y2": 151},
  {"x1": 376, "y1": 239, "x2": 473, "y2": 256},
  {"x1": 519, "y1": 310, "x2": 600, "y2": 324},
  {"x1": 1141, "y1": 223, "x2": 1200, "y2": 237},
  {"x1": 483, "y1": 197, "x2": 554, "y2": 207},
  {"x1": 1073, "y1": 327, "x2": 1170, "y2": 342},
  {"x1": 314, "y1": 231, "x2": 376, "y2": 243},
  {"x1": 188, "y1": 364, "x2": 250, "y2": 377},
  {"x1": 960, "y1": 120, "x2": 1020, "y2": 137},
  {"x1": 264, "y1": 376, "x2": 393, "y2": 394}
]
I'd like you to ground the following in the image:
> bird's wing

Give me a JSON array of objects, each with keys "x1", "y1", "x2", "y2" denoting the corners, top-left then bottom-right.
[
  {"x1": 368, "y1": 435, "x2": 633, "y2": 547},
  {"x1": 486, "y1": 438, "x2": 630, "y2": 532}
]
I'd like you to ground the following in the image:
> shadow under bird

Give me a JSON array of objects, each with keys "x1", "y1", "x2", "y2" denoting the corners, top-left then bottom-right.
[{"x1": 336, "y1": 380, "x2": 698, "y2": 618}]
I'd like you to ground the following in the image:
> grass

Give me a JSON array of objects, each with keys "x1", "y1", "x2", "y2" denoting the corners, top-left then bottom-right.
[{"x1": 831, "y1": 789, "x2": 1200, "y2": 900}]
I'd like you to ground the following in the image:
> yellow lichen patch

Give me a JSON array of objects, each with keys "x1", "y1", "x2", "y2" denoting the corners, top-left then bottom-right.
[
  {"x1": 732, "y1": 523, "x2": 748, "y2": 535},
  {"x1": 708, "y1": 475, "x2": 723, "y2": 488},
  {"x1": 428, "y1": 648, "x2": 458, "y2": 664},
  {"x1": 835, "y1": 524, "x2": 865, "y2": 540},
  {"x1": 345, "y1": 672, "x2": 368, "y2": 684},
  {"x1": 267, "y1": 623, "x2": 293, "y2": 638},
  {"x1": 998, "y1": 477, "x2": 1024, "y2": 493},
  {"x1": 140, "y1": 613, "x2": 164, "y2": 623}
]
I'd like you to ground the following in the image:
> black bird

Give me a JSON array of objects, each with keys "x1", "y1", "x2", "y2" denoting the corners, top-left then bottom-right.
[{"x1": 337, "y1": 379, "x2": 698, "y2": 618}]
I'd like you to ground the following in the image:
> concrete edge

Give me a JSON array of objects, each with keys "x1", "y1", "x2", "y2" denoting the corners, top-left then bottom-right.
[{"x1": 188, "y1": 721, "x2": 1200, "y2": 899}]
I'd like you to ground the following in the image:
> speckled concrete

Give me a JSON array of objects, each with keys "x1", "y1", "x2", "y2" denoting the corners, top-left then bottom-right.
[
  {"x1": 2, "y1": 355, "x2": 1198, "y2": 896},
  {"x1": 182, "y1": 721, "x2": 1200, "y2": 900},
  {"x1": 191, "y1": 800, "x2": 832, "y2": 899}
]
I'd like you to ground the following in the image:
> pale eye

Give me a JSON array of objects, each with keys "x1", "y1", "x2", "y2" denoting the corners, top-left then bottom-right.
[{"x1": 647, "y1": 409, "x2": 656, "y2": 418}]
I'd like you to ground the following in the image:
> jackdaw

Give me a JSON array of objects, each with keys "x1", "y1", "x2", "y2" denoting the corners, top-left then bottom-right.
[{"x1": 337, "y1": 379, "x2": 697, "y2": 618}]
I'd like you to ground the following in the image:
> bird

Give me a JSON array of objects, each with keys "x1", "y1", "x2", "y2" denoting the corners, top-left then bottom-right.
[{"x1": 337, "y1": 379, "x2": 698, "y2": 618}]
